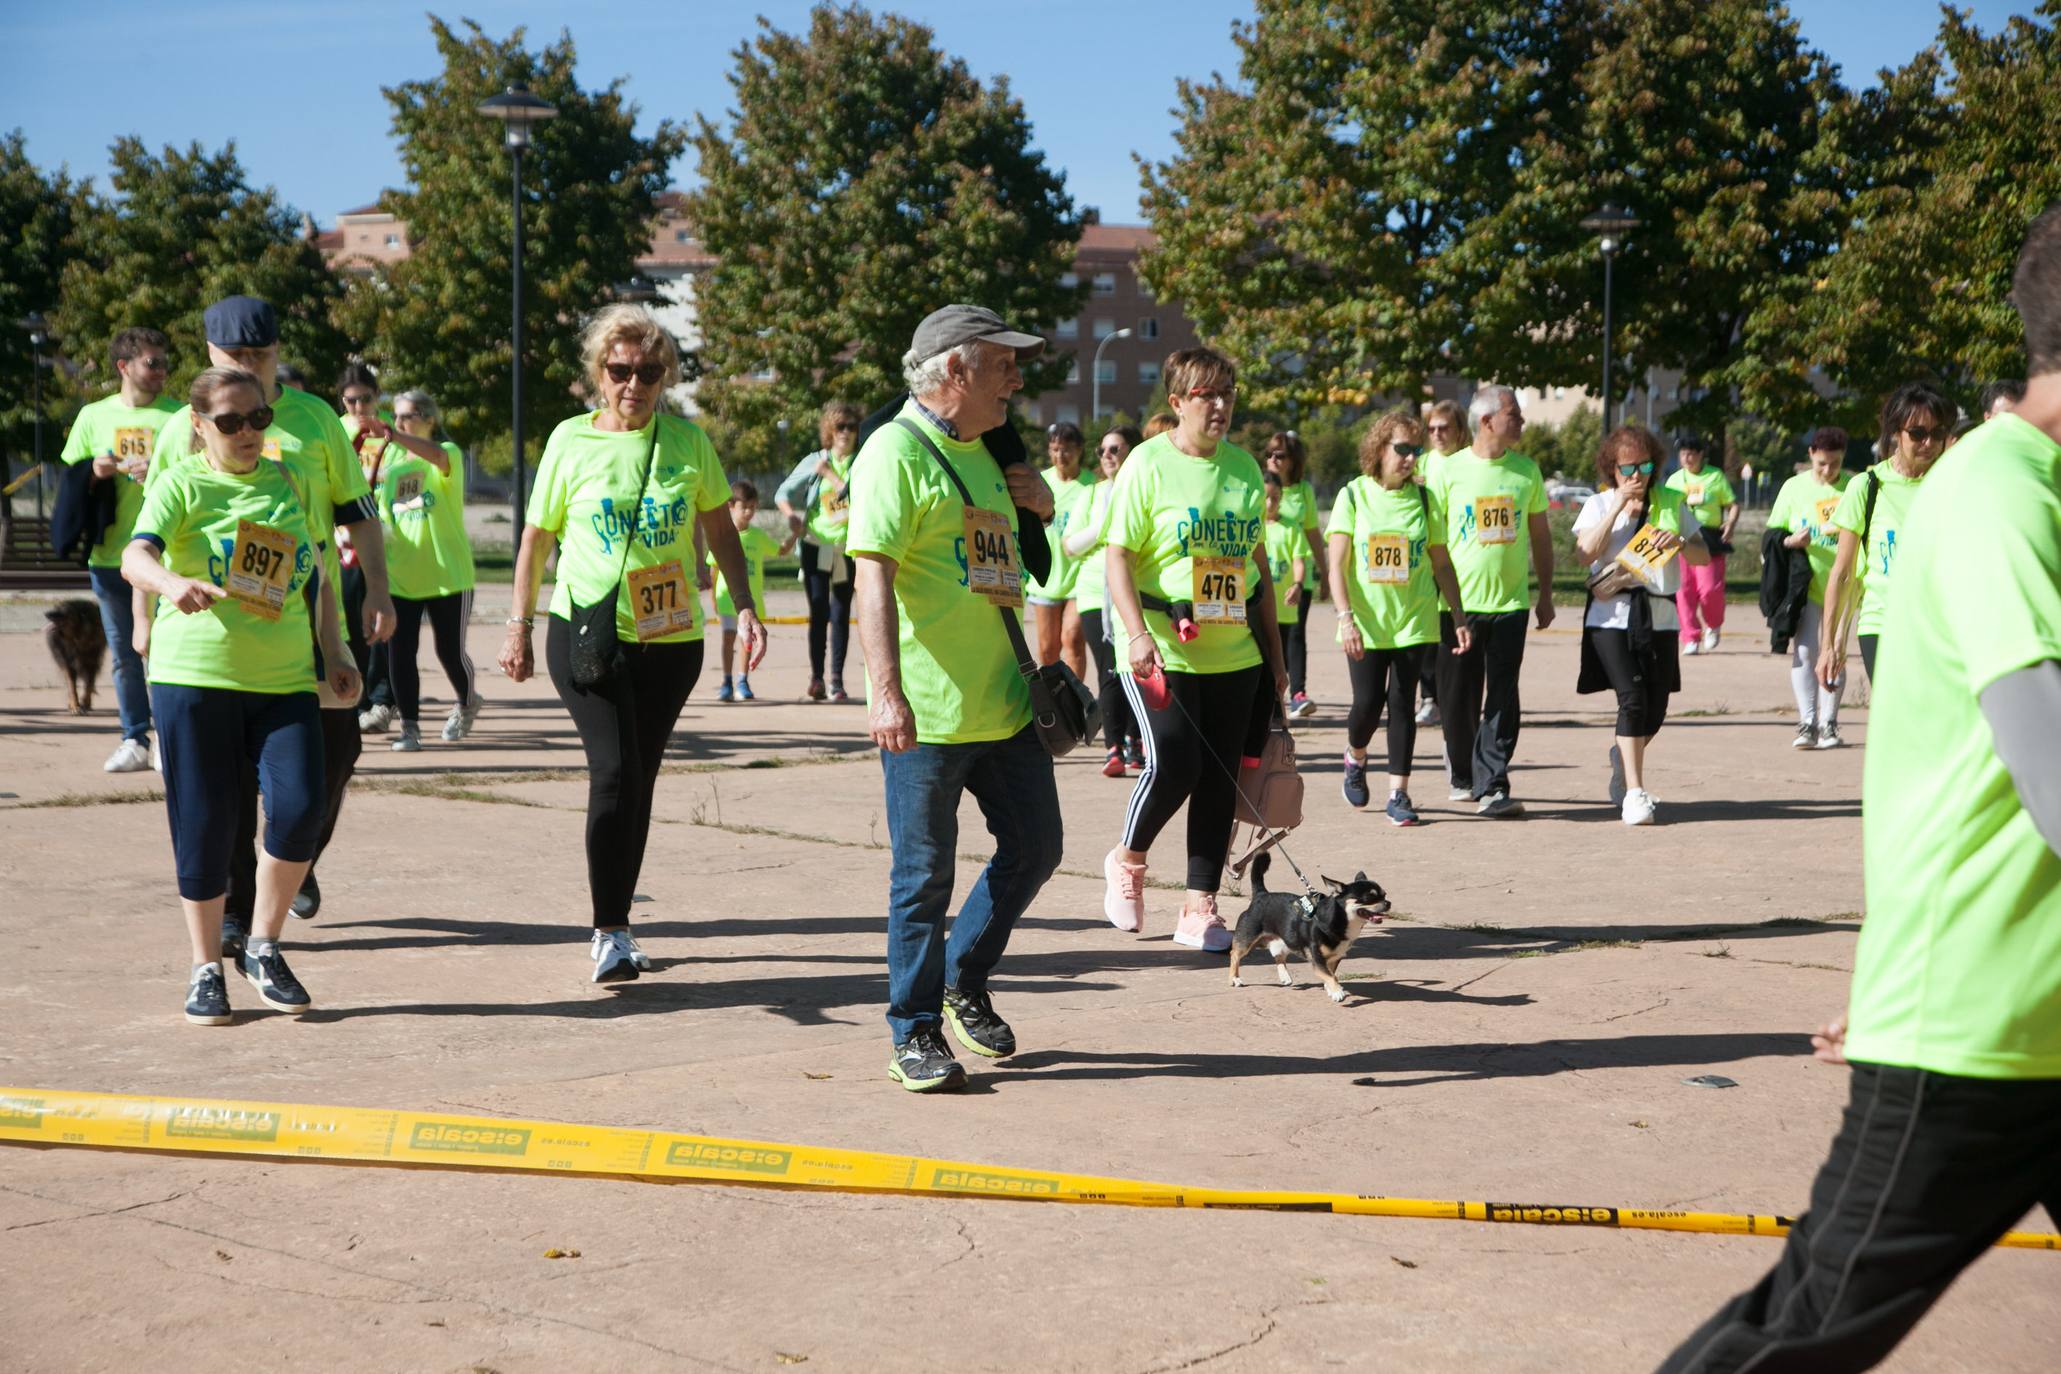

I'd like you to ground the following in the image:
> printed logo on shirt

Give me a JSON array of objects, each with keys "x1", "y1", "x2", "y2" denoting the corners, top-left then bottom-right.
[
  {"x1": 1876, "y1": 528, "x2": 1896, "y2": 577},
  {"x1": 1174, "y1": 507, "x2": 1263, "y2": 559},
  {"x1": 592, "y1": 495, "x2": 691, "y2": 555}
]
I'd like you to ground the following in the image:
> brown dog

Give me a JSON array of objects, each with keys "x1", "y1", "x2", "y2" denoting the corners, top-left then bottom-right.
[{"x1": 44, "y1": 599, "x2": 106, "y2": 714}]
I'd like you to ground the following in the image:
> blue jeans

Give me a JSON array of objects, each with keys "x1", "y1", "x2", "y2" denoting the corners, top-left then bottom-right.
[
  {"x1": 880, "y1": 724, "x2": 1062, "y2": 1044},
  {"x1": 88, "y1": 565, "x2": 151, "y2": 741}
]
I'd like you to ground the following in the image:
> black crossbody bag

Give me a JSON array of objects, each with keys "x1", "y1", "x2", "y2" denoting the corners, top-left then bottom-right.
[
  {"x1": 568, "y1": 421, "x2": 661, "y2": 689},
  {"x1": 894, "y1": 418, "x2": 1101, "y2": 757}
]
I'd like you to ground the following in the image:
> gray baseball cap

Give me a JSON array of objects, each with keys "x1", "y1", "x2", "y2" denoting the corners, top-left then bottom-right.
[{"x1": 909, "y1": 304, "x2": 1045, "y2": 363}]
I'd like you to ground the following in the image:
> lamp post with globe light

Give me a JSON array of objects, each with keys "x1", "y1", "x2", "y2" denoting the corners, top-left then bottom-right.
[
  {"x1": 1579, "y1": 205, "x2": 1639, "y2": 430},
  {"x1": 476, "y1": 85, "x2": 558, "y2": 537}
]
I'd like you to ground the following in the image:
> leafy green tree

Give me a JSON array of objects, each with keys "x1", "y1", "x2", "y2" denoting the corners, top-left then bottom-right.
[
  {"x1": 1141, "y1": 0, "x2": 1551, "y2": 412},
  {"x1": 51, "y1": 138, "x2": 349, "y2": 407},
  {"x1": 343, "y1": 16, "x2": 685, "y2": 472},
  {"x1": 688, "y1": 4, "x2": 1086, "y2": 469},
  {"x1": 1735, "y1": 4, "x2": 2061, "y2": 431},
  {"x1": 0, "y1": 131, "x2": 86, "y2": 467}
]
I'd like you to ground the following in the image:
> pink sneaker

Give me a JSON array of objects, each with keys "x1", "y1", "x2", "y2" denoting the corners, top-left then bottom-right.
[
  {"x1": 1103, "y1": 849, "x2": 1147, "y2": 932},
  {"x1": 1173, "y1": 893, "x2": 1231, "y2": 952}
]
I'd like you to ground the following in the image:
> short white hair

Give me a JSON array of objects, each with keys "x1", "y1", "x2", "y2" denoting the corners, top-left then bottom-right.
[
  {"x1": 1468, "y1": 385, "x2": 1518, "y2": 426},
  {"x1": 903, "y1": 341, "x2": 984, "y2": 398}
]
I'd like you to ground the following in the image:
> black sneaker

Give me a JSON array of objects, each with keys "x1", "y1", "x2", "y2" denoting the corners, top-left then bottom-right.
[
  {"x1": 1341, "y1": 753, "x2": 1370, "y2": 810},
  {"x1": 239, "y1": 946, "x2": 313, "y2": 1013},
  {"x1": 185, "y1": 964, "x2": 231, "y2": 1026},
  {"x1": 888, "y1": 1028, "x2": 967, "y2": 1092},
  {"x1": 291, "y1": 872, "x2": 321, "y2": 920},
  {"x1": 220, "y1": 919, "x2": 248, "y2": 965},
  {"x1": 943, "y1": 986, "x2": 1016, "y2": 1059}
]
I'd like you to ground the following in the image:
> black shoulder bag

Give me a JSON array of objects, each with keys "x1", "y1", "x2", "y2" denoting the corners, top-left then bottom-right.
[
  {"x1": 568, "y1": 421, "x2": 661, "y2": 689},
  {"x1": 893, "y1": 418, "x2": 1100, "y2": 757}
]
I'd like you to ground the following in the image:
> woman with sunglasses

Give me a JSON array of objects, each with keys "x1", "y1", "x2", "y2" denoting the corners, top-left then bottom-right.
[
  {"x1": 1063, "y1": 423, "x2": 1146, "y2": 777},
  {"x1": 1327, "y1": 411, "x2": 1471, "y2": 826},
  {"x1": 1261, "y1": 431, "x2": 1326, "y2": 718},
  {"x1": 775, "y1": 401, "x2": 863, "y2": 702},
  {"x1": 1818, "y1": 383, "x2": 1953, "y2": 692},
  {"x1": 500, "y1": 305, "x2": 765, "y2": 984},
  {"x1": 1414, "y1": 400, "x2": 1471, "y2": 725},
  {"x1": 365, "y1": 389, "x2": 479, "y2": 750},
  {"x1": 1571, "y1": 427, "x2": 1708, "y2": 826},
  {"x1": 123, "y1": 367, "x2": 359, "y2": 1024},
  {"x1": 1103, "y1": 348, "x2": 1288, "y2": 951}
]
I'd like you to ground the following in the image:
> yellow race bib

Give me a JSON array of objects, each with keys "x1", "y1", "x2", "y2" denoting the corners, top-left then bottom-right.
[
  {"x1": 1814, "y1": 495, "x2": 1840, "y2": 529},
  {"x1": 227, "y1": 521, "x2": 297, "y2": 621},
  {"x1": 1192, "y1": 556, "x2": 1248, "y2": 625},
  {"x1": 393, "y1": 471, "x2": 425, "y2": 511},
  {"x1": 1364, "y1": 532, "x2": 1409, "y2": 586},
  {"x1": 963, "y1": 506, "x2": 1022, "y2": 608},
  {"x1": 1476, "y1": 493, "x2": 1518, "y2": 545},
  {"x1": 627, "y1": 560, "x2": 696, "y2": 641},
  {"x1": 1613, "y1": 524, "x2": 1681, "y2": 588}
]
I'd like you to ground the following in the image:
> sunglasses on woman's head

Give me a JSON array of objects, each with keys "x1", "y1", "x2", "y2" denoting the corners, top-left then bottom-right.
[
  {"x1": 605, "y1": 362, "x2": 666, "y2": 385},
  {"x1": 1617, "y1": 461, "x2": 1655, "y2": 477},
  {"x1": 206, "y1": 407, "x2": 275, "y2": 435}
]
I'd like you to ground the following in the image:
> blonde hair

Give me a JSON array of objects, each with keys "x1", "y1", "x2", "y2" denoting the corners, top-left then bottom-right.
[
  {"x1": 580, "y1": 304, "x2": 681, "y2": 393},
  {"x1": 818, "y1": 399, "x2": 862, "y2": 448},
  {"x1": 1163, "y1": 347, "x2": 1236, "y2": 400},
  {"x1": 187, "y1": 366, "x2": 265, "y2": 453},
  {"x1": 1425, "y1": 399, "x2": 1469, "y2": 448},
  {"x1": 1357, "y1": 410, "x2": 1425, "y2": 477},
  {"x1": 1143, "y1": 411, "x2": 1177, "y2": 439}
]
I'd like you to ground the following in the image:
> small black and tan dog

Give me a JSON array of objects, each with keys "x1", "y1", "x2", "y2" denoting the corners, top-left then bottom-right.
[
  {"x1": 45, "y1": 599, "x2": 107, "y2": 715},
  {"x1": 1227, "y1": 852, "x2": 1390, "y2": 1003}
]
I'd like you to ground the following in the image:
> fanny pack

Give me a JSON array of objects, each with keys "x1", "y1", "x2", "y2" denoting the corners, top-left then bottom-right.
[{"x1": 894, "y1": 419, "x2": 1101, "y2": 757}]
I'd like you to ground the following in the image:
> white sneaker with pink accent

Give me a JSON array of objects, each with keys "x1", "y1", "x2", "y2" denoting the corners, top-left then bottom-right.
[
  {"x1": 1103, "y1": 849, "x2": 1147, "y2": 932},
  {"x1": 1173, "y1": 893, "x2": 1232, "y2": 952}
]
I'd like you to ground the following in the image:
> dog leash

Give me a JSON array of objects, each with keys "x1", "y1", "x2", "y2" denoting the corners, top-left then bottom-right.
[{"x1": 1152, "y1": 671, "x2": 1321, "y2": 912}]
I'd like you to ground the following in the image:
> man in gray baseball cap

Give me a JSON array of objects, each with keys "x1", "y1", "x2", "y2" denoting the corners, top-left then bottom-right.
[{"x1": 842, "y1": 304, "x2": 1064, "y2": 1092}]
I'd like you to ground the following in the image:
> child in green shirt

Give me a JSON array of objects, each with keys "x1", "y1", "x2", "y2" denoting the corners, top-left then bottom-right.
[
  {"x1": 709, "y1": 480, "x2": 794, "y2": 701},
  {"x1": 1261, "y1": 474, "x2": 1306, "y2": 634}
]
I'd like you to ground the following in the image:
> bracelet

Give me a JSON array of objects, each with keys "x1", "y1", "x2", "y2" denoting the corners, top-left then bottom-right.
[
  {"x1": 505, "y1": 616, "x2": 533, "y2": 628},
  {"x1": 1127, "y1": 629, "x2": 1155, "y2": 643}
]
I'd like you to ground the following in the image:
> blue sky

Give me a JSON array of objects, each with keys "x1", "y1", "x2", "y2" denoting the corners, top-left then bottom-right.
[{"x1": 0, "y1": 1, "x2": 2032, "y2": 227}]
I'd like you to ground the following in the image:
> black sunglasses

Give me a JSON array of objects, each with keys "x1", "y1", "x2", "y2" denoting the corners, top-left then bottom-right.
[
  {"x1": 131, "y1": 356, "x2": 170, "y2": 372},
  {"x1": 1617, "y1": 460, "x2": 1655, "y2": 477},
  {"x1": 605, "y1": 362, "x2": 667, "y2": 385},
  {"x1": 1392, "y1": 442, "x2": 1422, "y2": 458},
  {"x1": 1902, "y1": 425, "x2": 1944, "y2": 443},
  {"x1": 206, "y1": 406, "x2": 275, "y2": 436},
  {"x1": 833, "y1": 422, "x2": 858, "y2": 433}
]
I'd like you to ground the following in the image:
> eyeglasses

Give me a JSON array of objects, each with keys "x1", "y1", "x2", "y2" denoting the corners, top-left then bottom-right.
[
  {"x1": 1617, "y1": 461, "x2": 1655, "y2": 477},
  {"x1": 605, "y1": 362, "x2": 667, "y2": 385},
  {"x1": 393, "y1": 411, "x2": 426, "y2": 423},
  {"x1": 130, "y1": 356, "x2": 170, "y2": 372},
  {"x1": 1427, "y1": 422, "x2": 1453, "y2": 432},
  {"x1": 1392, "y1": 442, "x2": 1422, "y2": 458},
  {"x1": 341, "y1": 391, "x2": 377, "y2": 407},
  {"x1": 833, "y1": 422, "x2": 857, "y2": 433},
  {"x1": 205, "y1": 406, "x2": 275, "y2": 435},
  {"x1": 1185, "y1": 387, "x2": 1235, "y2": 403},
  {"x1": 1902, "y1": 425, "x2": 1944, "y2": 444}
]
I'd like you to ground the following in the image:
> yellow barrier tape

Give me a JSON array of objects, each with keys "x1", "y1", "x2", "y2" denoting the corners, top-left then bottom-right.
[{"x1": 3, "y1": 1088, "x2": 2055, "y2": 1250}]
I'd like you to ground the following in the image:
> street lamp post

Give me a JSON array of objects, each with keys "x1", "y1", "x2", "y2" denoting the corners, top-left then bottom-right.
[
  {"x1": 1579, "y1": 205, "x2": 1639, "y2": 430},
  {"x1": 477, "y1": 85, "x2": 558, "y2": 539},
  {"x1": 1091, "y1": 326, "x2": 1133, "y2": 422},
  {"x1": 16, "y1": 313, "x2": 49, "y2": 521}
]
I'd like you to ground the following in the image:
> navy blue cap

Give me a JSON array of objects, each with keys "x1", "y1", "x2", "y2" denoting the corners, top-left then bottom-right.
[{"x1": 203, "y1": 296, "x2": 278, "y2": 348}]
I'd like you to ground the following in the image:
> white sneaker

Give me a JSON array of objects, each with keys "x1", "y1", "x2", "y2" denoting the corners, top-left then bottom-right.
[
  {"x1": 1608, "y1": 745, "x2": 1626, "y2": 807},
  {"x1": 151, "y1": 738, "x2": 161, "y2": 773},
  {"x1": 590, "y1": 929, "x2": 641, "y2": 983},
  {"x1": 441, "y1": 694, "x2": 484, "y2": 741},
  {"x1": 1622, "y1": 788, "x2": 1657, "y2": 826},
  {"x1": 1703, "y1": 628, "x2": 1721, "y2": 653},
  {"x1": 1815, "y1": 724, "x2": 1844, "y2": 750},
  {"x1": 103, "y1": 738, "x2": 150, "y2": 773},
  {"x1": 1414, "y1": 700, "x2": 1439, "y2": 726},
  {"x1": 1448, "y1": 786, "x2": 1474, "y2": 802},
  {"x1": 358, "y1": 702, "x2": 394, "y2": 732},
  {"x1": 1682, "y1": 636, "x2": 1703, "y2": 656},
  {"x1": 391, "y1": 724, "x2": 422, "y2": 752}
]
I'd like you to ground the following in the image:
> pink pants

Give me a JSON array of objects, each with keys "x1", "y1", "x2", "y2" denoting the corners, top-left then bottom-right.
[{"x1": 1677, "y1": 555, "x2": 1726, "y2": 635}]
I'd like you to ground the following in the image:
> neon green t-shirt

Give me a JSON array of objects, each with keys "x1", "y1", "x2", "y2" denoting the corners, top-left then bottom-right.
[
  {"x1": 1664, "y1": 465, "x2": 1737, "y2": 531},
  {"x1": 375, "y1": 441, "x2": 473, "y2": 600},
  {"x1": 1430, "y1": 449, "x2": 1549, "y2": 614},
  {"x1": 1275, "y1": 477, "x2": 1321, "y2": 590},
  {"x1": 1329, "y1": 476, "x2": 1444, "y2": 650},
  {"x1": 132, "y1": 458, "x2": 320, "y2": 695},
  {"x1": 1073, "y1": 483, "x2": 1117, "y2": 613},
  {"x1": 805, "y1": 450, "x2": 855, "y2": 550},
  {"x1": 151, "y1": 386, "x2": 371, "y2": 621},
  {"x1": 1024, "y1": 466, "x2": 1097, "y2": 601},
  {"x1": 1767, "y1": 470, "x2": 1851, "y2": 604},
  {"x1": 529, "y1": 413, "x2": 729, "y2": 644},
  {"x1": 1416, "y1": 449, "x2": 1449, "y2": 490},
  {"x1": 708, "y1": 525, "x2": 779, "y2": 618},
  {"x1": 845, "y1": 403, "x2": 1032, "y2": 745},
  {"x1": 1107, "y1": 434, "x2": 1266, "y2": 676},
  {"x1": 1830, "y1": 461, "x2": 1927, "y2": 636},
  {"x1": 1844, "y1": 415, "x2": 2061, "y2": 1079},
  {"x1": 59, "y1": 393, "x2": 181, "y2": 567},
  {"x1": 1262, "y1": 518, "x2": 1302, "y2": 625}
]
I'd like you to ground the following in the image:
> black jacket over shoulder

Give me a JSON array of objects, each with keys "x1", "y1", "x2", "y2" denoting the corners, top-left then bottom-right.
[
  {"x1": 1758, "y1": 525, "x2": 1813, "y2": 652},
  {"x1": 51, "y1": 460, "x2": 118, "y2": 566},
  {"x1": 854, "y1": 392, "x2": 1052, "y2": 587}
]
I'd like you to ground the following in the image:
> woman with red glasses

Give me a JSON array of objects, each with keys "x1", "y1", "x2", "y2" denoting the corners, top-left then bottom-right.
[{"x1": 499, "y1": 305, "x2": 766, "y2": 984}]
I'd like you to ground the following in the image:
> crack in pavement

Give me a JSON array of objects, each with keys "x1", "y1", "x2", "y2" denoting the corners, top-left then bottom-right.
[
  {"x1": 1138, "y1": 1297, "x2": 1336, "y2": 1372},
  {"x1": 1600, "y1": 997, "x2": 1672, "y2": 1024},
  {"x1": 0, "y1": 1184, "x2": 189, "y2": 1232}
]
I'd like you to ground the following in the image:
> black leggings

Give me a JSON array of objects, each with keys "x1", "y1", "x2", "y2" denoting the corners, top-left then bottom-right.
[
  {"x1": 1589, "y1": 628, "x2": 1673, "y2": 738},
  {"x1": 343, "y1": 562, "x2": 392, "y2": 708},
  {"x1": 226, "y1": 706, "x2": 362, "y2": 928},
  {"x1": 1347, "y1": 643, "x2": 1430, "y2": 775},
  {"x1": 546, "y1": 615, "x2": 703, "y2": 926},
  {"x1": 1119, "y1": 663, "x2": 1270, "y2": 892},
  {"x1": 1078, "y1": 608, "x2": 1137, "y2": 752},
  {"x1": 392, "y1": 590, "x2": 476, "y2": 724},
  {"x1": 801, "y1": 543, "x2": 854, "y2": 683},
  {"x1": 1283, "y1": 587, "x2": 1311, "y2": 694}
]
